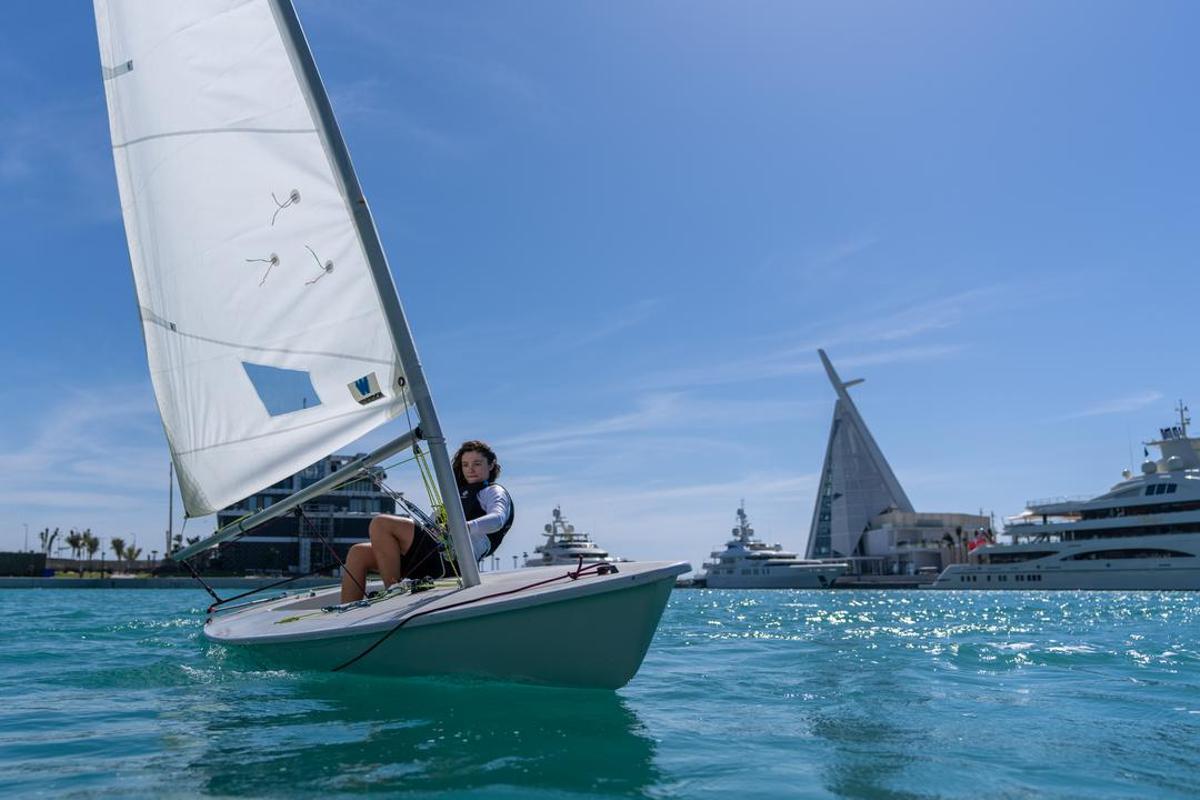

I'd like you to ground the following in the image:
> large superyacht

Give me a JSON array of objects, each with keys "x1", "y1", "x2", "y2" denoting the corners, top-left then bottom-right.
[
  {"x1": 703, "y1": 504, "x2": 847, "y2": 588},
  {"x1": 931, "y1": 403, "x2": 1200, "y2": 590},
  {"x1": 523, "y1": 506, "x2": 626, "y2": 567}
]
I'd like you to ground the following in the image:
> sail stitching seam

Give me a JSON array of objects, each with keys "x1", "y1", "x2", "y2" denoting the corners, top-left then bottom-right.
[
  {"x1": 112, "y1": 127, "x2": 317, "y2": 149},
  {"x1": 140, "y1": 311, "x2": 395, "y2": 366}
]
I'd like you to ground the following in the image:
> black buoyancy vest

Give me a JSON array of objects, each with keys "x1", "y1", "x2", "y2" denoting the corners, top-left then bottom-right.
[{"x1": 459, "y1": 481, "x2": 515, "y2": 558}]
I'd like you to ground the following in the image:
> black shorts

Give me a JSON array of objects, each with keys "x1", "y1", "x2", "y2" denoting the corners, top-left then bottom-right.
[{"x1": 401, "y1": 523, "x2": 453, "y2": 580}]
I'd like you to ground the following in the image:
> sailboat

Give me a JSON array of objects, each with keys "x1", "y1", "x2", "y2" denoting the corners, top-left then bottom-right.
[{"x1": 92, "y1": 0, "x2": 688, "y2": 689}]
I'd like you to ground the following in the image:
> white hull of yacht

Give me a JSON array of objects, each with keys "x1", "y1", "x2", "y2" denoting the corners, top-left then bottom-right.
[
  {"x1": 524, "y1": 555, "x2": 623, "y2": 568},
  {"x1": 704, "y1": 563, "x2": 846, "y2": 589},
  {"x1": 929, "y1": 533, "x2": 1200, "y2": 590},
  {"x1": 205, "y1": 561, "x2": 689, "y2": 688}
]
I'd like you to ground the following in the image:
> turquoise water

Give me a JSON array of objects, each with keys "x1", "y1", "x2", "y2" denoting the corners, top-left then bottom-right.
[{"x1": 2, "y1": 589, "x2": 1199, "y2": 799}]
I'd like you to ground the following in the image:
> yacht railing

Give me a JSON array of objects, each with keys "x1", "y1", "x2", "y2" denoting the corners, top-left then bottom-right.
[{"x1": 1024, "y1": 494, "x2": 1092, "y2": 509}]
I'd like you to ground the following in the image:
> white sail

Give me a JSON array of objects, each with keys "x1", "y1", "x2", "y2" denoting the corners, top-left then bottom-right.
[{"x1": 93, "y1": 0, "x2": 409, "y2": 517}]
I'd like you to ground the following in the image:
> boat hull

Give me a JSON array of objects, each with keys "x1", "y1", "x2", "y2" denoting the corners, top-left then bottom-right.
[
  {"x1": 930, "y1": 562, "x2": 1200, "y2": 590},
  {"x1": 206, "y1": 561, "x2": 689, "y2": 689},
  {"x1": 703, "y1": 564, "x2": 846, "y2": 589}
]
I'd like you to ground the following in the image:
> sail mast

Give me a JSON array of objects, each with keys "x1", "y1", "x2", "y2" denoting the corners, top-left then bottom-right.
[{"x1": 267, "y1": 0, "x2": 480, "y2": 587}]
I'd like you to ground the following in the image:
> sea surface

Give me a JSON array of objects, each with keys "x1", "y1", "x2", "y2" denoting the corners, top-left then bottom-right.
[{"x1": 2, "y1": 588, "x2": 1199, "y2": 799}]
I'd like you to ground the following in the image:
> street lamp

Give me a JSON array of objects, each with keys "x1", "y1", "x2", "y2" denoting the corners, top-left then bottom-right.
[{"x1": 23, "y1": 523, "x2": 29, "y2": 552}]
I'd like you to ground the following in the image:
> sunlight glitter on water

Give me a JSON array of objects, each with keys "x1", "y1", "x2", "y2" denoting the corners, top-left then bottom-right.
[{"x1": 2, "y1": 588, "x2": 1199, "y2": 799}]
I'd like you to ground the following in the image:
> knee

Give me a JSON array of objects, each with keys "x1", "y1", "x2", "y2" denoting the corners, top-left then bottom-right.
[
  {"x1": 369, "y1": 515, "x2": 402, "y2": 538},
  {"x1": 347, "y1": 542, "x2": 371, "y2": 567}
]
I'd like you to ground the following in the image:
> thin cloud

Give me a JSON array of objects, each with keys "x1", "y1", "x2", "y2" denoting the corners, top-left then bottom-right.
[
  {"x1": 645, "y1": 286, "x2": 999, "y2": 389},
  {"x1": 513, "y1": 299, "x2": 660, "y2": 358},
  {"x1": 567, "y1": 299, "x2": 660, "y2": 349},
  {"x1": 311, "y1": 4, "x2": 554, "y2": 130},
  {"x1": 327, "y1": 77, "x2": 471, "y2": 157},
  {"x1": 650, "y1": 343, "x2": 966, "y2": 389},
  {"x1": 762, "y1": 235, "x2": 878, "y2": 279},
  {"x1": 0, "y1": 385, "x2": 168, "y2": 524},
  {"x1": 1059, "y1": 391, "x2": 1163, "y2": 420},
  {"x1": 495, "y1": 392, "x2": 816, "y2": 457},
  {"x1": 0, "y1": 97, "x2": 118, "y2": 221}
]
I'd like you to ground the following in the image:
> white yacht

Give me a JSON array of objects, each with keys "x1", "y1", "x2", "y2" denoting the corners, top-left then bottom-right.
[
  {"x1": 524, "y1": 507, "x2": 625, "y2": 567},
  {"x1": 703, "y1": 505, "x2": 847, "y2": 589},
  {"x1": 931, "y1": 403, "x2": 1200, "y2": 590}
]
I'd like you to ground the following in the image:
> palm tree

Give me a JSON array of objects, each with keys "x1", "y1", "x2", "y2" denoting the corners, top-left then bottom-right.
[
  {"x1": 38, "y1": 527, "x2": 60, "y2": 556},
  {"x1": 84, "y1": 532, "x2": 100, "y2": 575},
  {"x1": 125, "y1": 545, "x2": 143, "y2": 571},
  {"x1": 110, "y1": 537, "x2": 126, "y2": 572},
  {"x1": 65, "y1": 529, "x2": 85, "y2": 573}
]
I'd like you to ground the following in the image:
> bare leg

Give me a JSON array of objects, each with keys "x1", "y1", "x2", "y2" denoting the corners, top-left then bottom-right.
[
  {"x1": 341, "y1": 542, "x2": 376, "y2": 603},
  {"x1": 368, "y1": 515, "x2": 416, "y2": 587}
]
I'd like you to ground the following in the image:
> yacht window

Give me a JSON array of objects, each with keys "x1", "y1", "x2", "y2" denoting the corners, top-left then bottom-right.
[
  {"x1": 1145, "y1": 486, "x2": 1156, "y2": 496},
  {"x1": 1065, "y1": 548, "x2": 1194, "y2": 560},
  {"x1": 1167, "y1": 484, "x2": 1178, "y2": 494},
  {"x1": 984, "y1": 551, "x2": 1056, "y2": 564}
]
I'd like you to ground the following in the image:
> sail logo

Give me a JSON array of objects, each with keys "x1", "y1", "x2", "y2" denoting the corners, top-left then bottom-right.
[{"x1": 348, "y1": 372, "x2": 384, "y2": 405}]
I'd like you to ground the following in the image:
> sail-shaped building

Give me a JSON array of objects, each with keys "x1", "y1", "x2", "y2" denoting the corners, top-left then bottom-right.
[{"x1": 806, "y1": 350, "x2": 988, "y2": 576}]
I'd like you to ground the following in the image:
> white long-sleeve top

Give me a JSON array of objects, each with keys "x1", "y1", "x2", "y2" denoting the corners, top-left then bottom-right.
[{"x1": 465, "y1": 484, "x2": 512, "y2": 561}]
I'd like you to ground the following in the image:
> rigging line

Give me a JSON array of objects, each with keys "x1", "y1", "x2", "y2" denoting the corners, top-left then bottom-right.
[
  {"x1": 400, "y1": 394, "x2": 448, "y2": 536},
  {"x1": 378, "y1": 452, "x2": 420, "y2": 471},
  {"x1": 297, "y1": 505, "x2": 365, "y2": 599},
  {"x1": 331, "y1": 561, "x2": 610, "y2": 673},
  {"x1": 203, "y1": 516, "x2": 347, "y2": 613},
  {"x1": 205, "y1": 571, "x2": 309, "y2": 614},
  {"x1": 206, "y1": 554, "x2": 352, "y2": 615},
  {"x1": 179, "y1": 555, "x2": 222, "y2": 606},
  {"x1": 411, "y1": 449, "x2": 459, "y2": 580},
  {"x1": 374, "y1": 474, "x2": 459, "y2": 582}
]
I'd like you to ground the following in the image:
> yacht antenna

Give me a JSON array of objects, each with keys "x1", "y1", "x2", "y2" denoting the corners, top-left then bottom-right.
[{"x1": 1178, "y1": 399, "x2": 1190, "y2": 436}]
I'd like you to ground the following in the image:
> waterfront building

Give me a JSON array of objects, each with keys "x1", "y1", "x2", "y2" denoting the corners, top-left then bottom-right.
[
  {"x1": 806, "y1": 350, "x2": 988, "y2": 576},
  {"x1": 206, "y1": 454, "x2": 395, "y2": 575}
]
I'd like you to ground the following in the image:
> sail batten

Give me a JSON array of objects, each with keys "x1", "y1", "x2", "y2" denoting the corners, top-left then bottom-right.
[{"x1": 94, "y1": 0, "x2": 411, "y2": 518}]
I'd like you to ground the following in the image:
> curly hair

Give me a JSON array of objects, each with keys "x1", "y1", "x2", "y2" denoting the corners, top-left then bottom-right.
[{"x1": 451, "y1": 440, "x2": 501, "y2": 485}]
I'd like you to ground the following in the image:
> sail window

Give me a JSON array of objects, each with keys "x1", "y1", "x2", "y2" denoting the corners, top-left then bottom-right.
[{"x1": 242, "y1": 363, "x2": 322, "y2": 416}]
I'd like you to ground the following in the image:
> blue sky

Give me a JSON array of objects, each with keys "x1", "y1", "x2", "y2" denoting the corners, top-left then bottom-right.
[{"x1": 2, "y1": 1, "x2": 1198, "y2": 571}]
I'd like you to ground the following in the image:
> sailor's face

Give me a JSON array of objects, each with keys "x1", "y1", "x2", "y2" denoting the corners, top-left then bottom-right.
[{"x1": 461, "y1": 450, "x2": 491, "y2": 484}]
